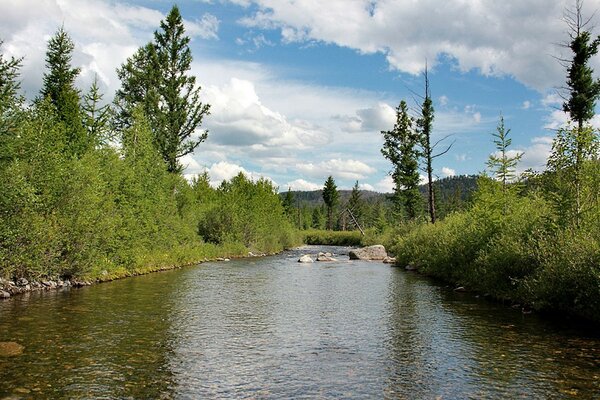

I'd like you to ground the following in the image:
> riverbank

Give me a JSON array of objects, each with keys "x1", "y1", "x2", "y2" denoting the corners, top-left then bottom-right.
[{"x1": 0, "y1": 244, "x2": 286, "y2": 300}]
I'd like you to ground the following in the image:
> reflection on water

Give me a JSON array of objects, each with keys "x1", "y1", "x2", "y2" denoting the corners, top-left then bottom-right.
[{"x1": 0, "y1": 246, "x2": 598, "y2": 399}]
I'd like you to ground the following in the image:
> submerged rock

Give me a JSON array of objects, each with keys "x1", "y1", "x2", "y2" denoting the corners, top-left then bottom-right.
[
  {"x1": 0, "y1": 342, "x2": 24, "y2": 357},
  {"x1": 298, "y1": 255, "x2": 314, "y2": 263},
  {"x1": 349, "y1": 245, "x2": 387, "y2": 261},
  {"x1": 0, "y1": 290, "x2": 10, "y2": 299}
]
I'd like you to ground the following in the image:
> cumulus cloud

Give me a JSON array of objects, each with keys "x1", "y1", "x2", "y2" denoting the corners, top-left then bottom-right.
[
  {"x1": 285, "y1": 179, "x2": 321, "y2": 191},
  {"x1": 344, "y1": 102, "x2": 396, "y2": 132},
  {"x1": 205, "y1": 161, "x2": 276, "y2": 186},
  {"x1": 295, "y1": 159, "x2": 377, "y2": 180},
  {"x1": 0, "y1": 0, "x2": 219, "y2": 97},
  {"x1": 203, "y1": 77, "x2": 329, "y2": 151},
  {"x1": 374, "y1": 175, "x2": 394, "y2": 193},
  {"x1": 236, "y1": 0, "x2": 587, "y2": 91},
  {"x1": 441, "y1": 167, "x2": 456, "y2": 177},
  {"x1": 522, "y1": 101, "x2": 532, "y2": 110}
]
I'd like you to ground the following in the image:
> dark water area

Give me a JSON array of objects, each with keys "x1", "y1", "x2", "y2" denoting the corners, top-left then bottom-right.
[{"x1": 0, "y1": 246, "x2": 598, "y2": 399}]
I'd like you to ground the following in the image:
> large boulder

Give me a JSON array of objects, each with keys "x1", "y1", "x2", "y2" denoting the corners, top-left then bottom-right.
[
  {"x1": 349, "y1": 245, "x2": 387, "y2": 261},
  {"x1": 298, "y1": 255, "x2": 314, "y2": 263},
  {"x1": 316, "y1": 252, "x2": 337, "y2": 262}
]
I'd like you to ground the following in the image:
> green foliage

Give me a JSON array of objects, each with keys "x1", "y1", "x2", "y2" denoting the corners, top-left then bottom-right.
[
  {"x1": 82, "y1": 76, "x2": 112, "y2": 148},
  {"x1": 322, "y1": 175, "x2": 339, "y2": 230},
  {"x1": 563, "y1": 1, "x2": 600, "y2": 129},
  {"x1": 546, "y1": 124, "x2": 600, "y2": 226},
  {"x1": 303, "y1": 229, "x2": 363, "y2": 246},
  {"x1": 40, "y1": 27, "x2": 88, "y2": 157},
  {"x1": 381, "y1": 100, "x2": 421, "y2": 219},
  {"x1": 115, "y1": 6, "x2": 210, "y2": 173},
  {"x1": 417, "y1": 71, "x2": 437, "y2": 224}
]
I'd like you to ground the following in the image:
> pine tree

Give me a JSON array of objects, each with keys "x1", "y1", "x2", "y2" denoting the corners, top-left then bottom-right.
[
  {"x1": 347, "y1": 181, "x2": 364, "y2": 226},
  {"x1": 486, "y1": 115, "x2": 523, "y2": 215},
  {"x1": 417, "y1": 70, "x2": 436, "y2": 224},
  {"x1": 282, "y1": 187, "x2": 295, "y2": 218},
  {"x1": 381, "y1": 100, "x2": 421, "y2": 220},
  {"x1": 550, "y1": 0, "x2": 600, "y2": 225},
  {"x1": 0, "y1": 41, "x2": 23, "y2": 161},
  {"x1": 322, "y1": 176, "x2": 339, "y2": 230},
  {"x1": 82, "y1": 76, "x2": 112, "y2": 148},
  {"x1": 40, "y1": 26, "x2": 87, "y2": 156},
  {"x1": 115, "y1": 6, "x2": 210, "y2": 174}
]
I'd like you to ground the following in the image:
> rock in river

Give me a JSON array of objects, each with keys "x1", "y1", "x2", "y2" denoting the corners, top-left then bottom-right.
[
  {"x1": 349, "y1": 245, "x2": 388, "y2": 261},
  {"x1": 317, "y1": 252, "x2": 337, "y2": 262},
  {"x1": 0, "y1": 342, "x2": 24, "y2": 357},
  {"x1": 298, "y1": 255, "x2": 314, "y2": 263}
]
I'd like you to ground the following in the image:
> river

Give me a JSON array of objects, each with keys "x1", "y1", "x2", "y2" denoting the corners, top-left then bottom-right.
[{"x1": 0, "y1": 246, "x2": 598, "y2": 399}]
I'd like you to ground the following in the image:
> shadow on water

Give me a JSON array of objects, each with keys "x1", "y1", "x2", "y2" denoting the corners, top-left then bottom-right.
[{"x1": 0, "y1": 246, "x2": 598, "y2": 399}]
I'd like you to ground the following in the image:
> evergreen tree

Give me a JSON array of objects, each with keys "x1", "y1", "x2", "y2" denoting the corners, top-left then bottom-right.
[
  {"x1": 381, "y1": 100, "x2": 421, "y2": 220},
  {"x1": 347, "y1": 181, "x2": 364, "y2": 227},
  {"x1": 0, "y1": 40, "x2": 22, "y2": 111},
  {"x1": 282, "y1": 187, "x2": 295, "y2": 218},
  {"x1": 40, "y1": 27, "x2": 87, "y2": 156},
  {"x1": 0, "y1": 41, "x2": 23, "y2": 163},
  {"x1": 115, "y1": 6, "x2": 210, "y2": 174},
  {"x1": 82, "y1": 76, "x2": 112, "y2": 148},
  {"x1": 417, "y1": 70, "x2": 436, "y2": 224},
  {"x1": 486, "y1": 115, "x2": 523, "y2": 215},
  {"x1": 322, "y1": 176, "x2": 339, "y2": 230},
  {"x1": 549, "y1": 0, "x2": 600, "y2": 225}
]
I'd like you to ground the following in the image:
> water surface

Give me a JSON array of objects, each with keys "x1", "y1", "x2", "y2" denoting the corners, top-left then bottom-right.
[{"x1": 1, "y1": 246, "x2": 598, "y2": 398}]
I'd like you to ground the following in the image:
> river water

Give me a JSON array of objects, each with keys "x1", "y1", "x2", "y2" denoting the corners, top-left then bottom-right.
[{"x1": 0, "y1": 246, "x2": 598, "y2": 399}]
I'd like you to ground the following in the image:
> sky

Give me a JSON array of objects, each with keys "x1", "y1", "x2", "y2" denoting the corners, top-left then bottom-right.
[{"x1": 1, "y1": 0, "x2": 599, "y2": 192}]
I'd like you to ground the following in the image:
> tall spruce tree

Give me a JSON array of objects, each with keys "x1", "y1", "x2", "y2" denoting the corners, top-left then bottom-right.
[
  {"x1": 549, "y1": 0, "x2": 600, "y2": 225},
  {"x1": 417, "y1": 70, "x2": 436, "y2": 224},
  {"x1": 381, "y1": 100, "x2": 421, "y2": 220},
  {"x1": 115, "y1": 6, "x2": 210, "y2": 174},
  {"x1": 322, "y1": 176, "x2": 339, "y2": 230},
  {"x1": 40, "y1": 27, "x2": 87, "y2": 156}
]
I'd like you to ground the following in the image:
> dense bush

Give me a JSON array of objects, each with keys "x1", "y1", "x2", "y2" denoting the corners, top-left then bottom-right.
[
  {"x1": 390, "y1": 175, "x2": 600, "y2": 322},
  {"x1": 303, "y1": 229, "x2": 364, "y2": 246}
]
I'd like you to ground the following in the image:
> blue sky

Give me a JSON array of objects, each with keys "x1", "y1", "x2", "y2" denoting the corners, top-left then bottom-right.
[{"x1": 1, "y1": 0, "x2": 598, "y2": 191}]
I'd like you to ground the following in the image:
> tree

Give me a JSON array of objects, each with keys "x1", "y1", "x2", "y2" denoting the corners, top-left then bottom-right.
[
  {"x1": 550, "y1": 0, "x2": 600, "y2": 225},
  {"x1": 115, "y1": 6, "x2": 210, "y2": 174},
  {"x1": 40, "y1": 27, "x2": 87, "y2": 156},
  {"x1": 347, "y1": 181, "x2": 364, "y2": 227},
  {"x1": 322, "y1": 176, "x2": 339, "y2": 230},
  {"x1": 282, "y1": 187, "x2": 295, "y2": 218},
  {"x1": 417, "y1": 67, "x2": 452, "y2": 224},
  {"x1": 0, "y1": 41, "x2": 23, "y2": 163},
  {"x1": 82, "y1": 76, "x2": 112, "y2": 148},
  {"x1": 486, "y1": 115, "x2": 523, "y2": 214},
  {"x1": 381, "y1": 100, "x2": 421, "y2": 219}
]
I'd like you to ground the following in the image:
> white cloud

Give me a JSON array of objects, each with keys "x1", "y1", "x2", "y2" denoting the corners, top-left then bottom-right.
[
  {"x1": 522, "y1": 100, "x2": 532, "y2": 110},
  {"x1": 472, "y1": 112, "x2": 482, "y2": 123},
  {"x1": 0, "y1": 0, "x2": 219, "y2": 98},
  {"x1": 206, "y1": 161, "x2": 276, "y2": 186},
  {"x1": 541, "y1": 92, "x2": 563, "y2": 107},
  {"x1": 295, "y1": 159, "x2": 376, "y2": 180},
  {"x1": 345, "y1": 102, "x2": 396, "y2": 132},
  {"x1": 285, "y1": 178, "x2": 321, "y2": 191},
  {"x1": 439, "y1": 95, "x2": 449, "y2": 106},
  {"x1": 237, "y1": 0, "x2": 588, "y2": 91},
  {"x1": 375, "y1": 175, "x2": 394, "y2": 193},
  {"x1": 441, "y1": 167, "x2": 456, "y2": 177},
  {"x1": 359, "y1": 183, "x2": 375, "y2": 191},
  {"x1": 517, "y1": 136, "x2": 554, "y2": 172}
]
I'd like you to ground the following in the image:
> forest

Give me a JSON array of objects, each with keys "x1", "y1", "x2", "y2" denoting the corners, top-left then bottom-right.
[{"x1": 0, "y1": 3, "x2": 598, "y2": 324}]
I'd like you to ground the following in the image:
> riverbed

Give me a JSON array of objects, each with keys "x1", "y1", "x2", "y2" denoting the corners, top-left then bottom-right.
[{"x1": 0, "y1": 246, "x2": 598, "y2": 398}]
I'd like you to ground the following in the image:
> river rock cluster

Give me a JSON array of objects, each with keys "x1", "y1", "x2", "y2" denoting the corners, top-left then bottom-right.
[
  {"x1": 298, "y1": 245, "x2": 397, "y2": 264},
  {"x1": 0, "y1": 277, "x2": 92, "y2": 299}
]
